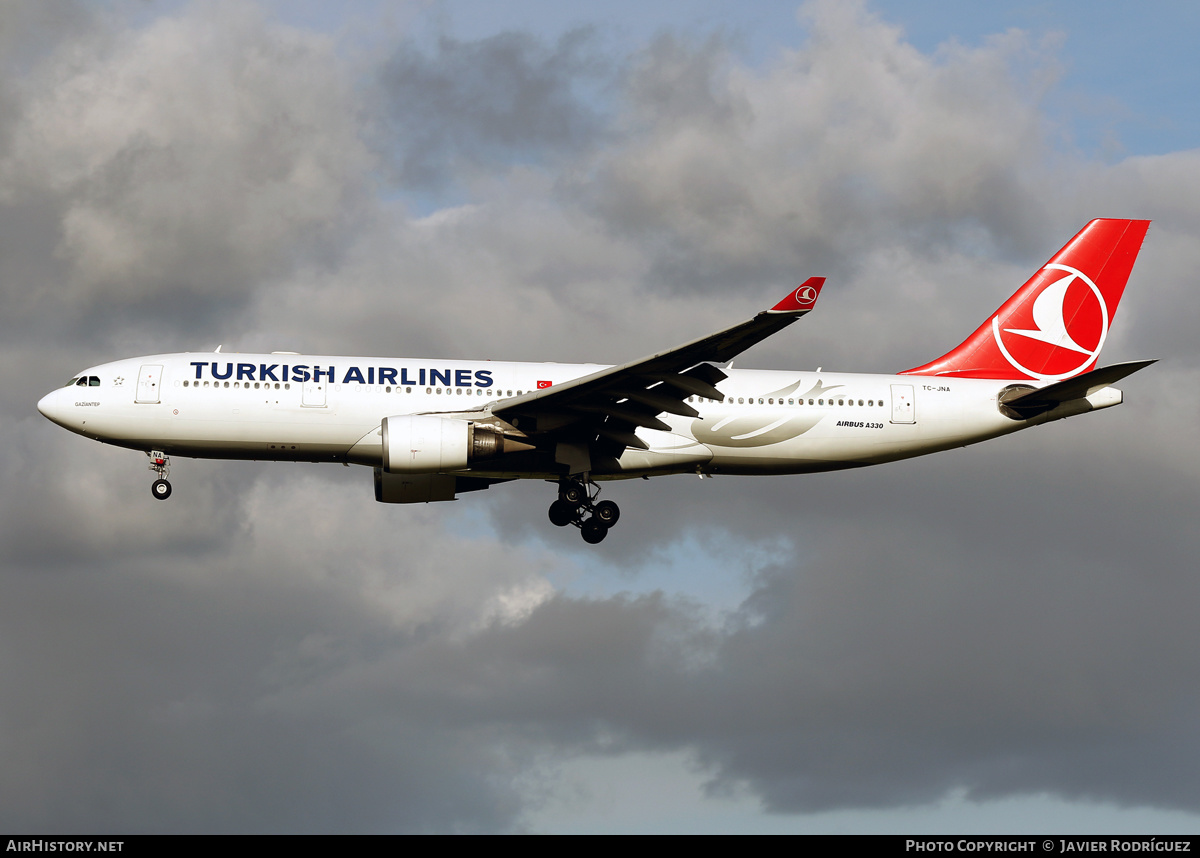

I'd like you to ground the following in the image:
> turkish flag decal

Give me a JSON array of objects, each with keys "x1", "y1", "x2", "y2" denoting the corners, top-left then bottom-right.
[{"x1": 537, "y1": 380, "x2": 552, "y2": 389}]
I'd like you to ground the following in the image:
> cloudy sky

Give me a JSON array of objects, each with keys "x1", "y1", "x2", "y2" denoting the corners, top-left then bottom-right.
[{"x1": 4, "y1": 0, "x2": 1200, "y2": 833}]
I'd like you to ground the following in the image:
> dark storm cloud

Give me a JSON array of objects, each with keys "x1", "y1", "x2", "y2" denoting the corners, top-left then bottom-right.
[
  {"x1": 5, "y1": 0, "x2": 1200, "y2": 834},
  {"x1": 0, "y1": 464, "x2": 563, "y2": 833},
  {"x1": 467, "y1": 399, "x2": 1200, "y2": 815},
  {"x1": 0, "y1": 555, "x2": 526, "y2": 833},
  {"x1": 377, "y1": 28, "x2": 609, "y2": 190}
]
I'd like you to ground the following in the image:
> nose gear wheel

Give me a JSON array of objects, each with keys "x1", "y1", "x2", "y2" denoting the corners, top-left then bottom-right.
[{"x1": 148, "y1": 451, "x2": 172, "y2": 501}]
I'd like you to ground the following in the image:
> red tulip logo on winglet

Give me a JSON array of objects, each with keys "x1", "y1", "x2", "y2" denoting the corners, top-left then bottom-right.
[{"x1": 770, "y1": 277, "x2": 825, "y2": 312}]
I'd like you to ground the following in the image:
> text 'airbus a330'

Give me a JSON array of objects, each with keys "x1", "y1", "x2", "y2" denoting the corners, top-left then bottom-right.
[{"x1": 39, "y1": 218, "x2": 1152, "y2": 544}]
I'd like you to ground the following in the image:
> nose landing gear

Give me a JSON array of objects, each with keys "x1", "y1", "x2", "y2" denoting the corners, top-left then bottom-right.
[
  {"x1": 547, "y1": 477, "x2": 620, "y2": 544},
  {"x1": 148, "y1": 451, "x2": 172, "y2": 500}
]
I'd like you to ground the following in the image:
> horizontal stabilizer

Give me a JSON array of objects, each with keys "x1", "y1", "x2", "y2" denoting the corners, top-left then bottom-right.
[{"x1": 1000, "y1": 359, "x2": 1156, "y2": 418}]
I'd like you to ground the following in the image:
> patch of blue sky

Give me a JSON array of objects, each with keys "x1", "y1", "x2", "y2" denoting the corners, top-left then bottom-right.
[
  {"x1": 562, "y1": 528, "x2": 794, "y2": 618},
  {"x1": 452, "y1": 491, "x2": 800, "y2": 620},
  {"x1": 873, "y1": 0, "x2": 1200, "y2": 159},
  {"x1": 528, "y1": 754, "x2": 1200, "y2": 833}
]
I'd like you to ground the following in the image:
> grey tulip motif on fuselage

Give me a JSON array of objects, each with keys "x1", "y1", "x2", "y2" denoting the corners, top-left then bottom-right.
[{"x1": 689, "y1": 378, "x2": 841, "y2": 448}]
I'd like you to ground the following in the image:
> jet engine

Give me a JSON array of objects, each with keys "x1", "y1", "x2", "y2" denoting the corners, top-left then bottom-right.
[{"x1": 381, "y1": 415, "x2": 530, "y2": 473}]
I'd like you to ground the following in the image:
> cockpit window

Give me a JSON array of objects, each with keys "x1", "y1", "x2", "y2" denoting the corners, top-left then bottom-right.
[
  {"x1": 72, "y1": 376, "x2": 100, "y2": 387},
  {"x1": 88, "y1": 377, "x2": 100, "y2": 386},
  {"x1": 66, "y1": 377, "x2": 80, "y2": 387}
]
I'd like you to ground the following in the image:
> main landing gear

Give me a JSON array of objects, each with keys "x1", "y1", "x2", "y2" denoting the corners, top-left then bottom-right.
[
  {"x1": 148, "y1": 451, "x2": 172, "y2": 500},
  {"x1": 548, "y1": 477, "x2": 620, "y2": 544}
]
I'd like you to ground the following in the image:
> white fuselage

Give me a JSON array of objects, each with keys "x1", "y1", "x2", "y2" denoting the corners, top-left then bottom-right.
[{"x1": 38, "y1": 351, "x2": 1110, "y2": 480}]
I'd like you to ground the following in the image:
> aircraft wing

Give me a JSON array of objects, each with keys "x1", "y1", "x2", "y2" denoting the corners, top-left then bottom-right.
[{"x1": 490, "y1": 278, "x2": 825, "y2": 464}]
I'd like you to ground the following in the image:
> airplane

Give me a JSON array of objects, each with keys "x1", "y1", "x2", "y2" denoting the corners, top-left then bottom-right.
[{"x1": 38, "y1": 218, "x2": 1152, "y2": 544}]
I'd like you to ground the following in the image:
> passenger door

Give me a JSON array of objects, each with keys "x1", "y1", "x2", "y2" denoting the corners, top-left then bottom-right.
[
  {"x1": 890, "y1": 384, "x2": 915, "y2": 424},
  {"x1": 136, "y1": 365, "x2": 163, "y2": 404}
]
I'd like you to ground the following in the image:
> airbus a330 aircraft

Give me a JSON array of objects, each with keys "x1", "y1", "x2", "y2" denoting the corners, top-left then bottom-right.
[{"x1": 39, "y1": 218, "x2": 1151, "y2": 544}]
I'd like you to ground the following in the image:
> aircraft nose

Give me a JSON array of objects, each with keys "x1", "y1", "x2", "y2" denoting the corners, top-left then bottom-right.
[{"x1": 37, "y1": 389, "x2": 69, "y2": 426}]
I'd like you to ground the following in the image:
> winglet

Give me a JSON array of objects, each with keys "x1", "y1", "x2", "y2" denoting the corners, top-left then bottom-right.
[{"x1": 767, "y1": 277, "x2": 825, "y2": 314}]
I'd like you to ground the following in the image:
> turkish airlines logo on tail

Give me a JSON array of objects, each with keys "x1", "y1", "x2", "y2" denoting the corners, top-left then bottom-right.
[{"x1": 991, "y1": 263, "x2": 1109, "y2": 381}]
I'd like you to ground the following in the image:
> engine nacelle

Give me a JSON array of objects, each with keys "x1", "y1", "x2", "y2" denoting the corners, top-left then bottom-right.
[
  {"x1": 383, "y1": 415, "x2": 469, "y2": 473},
  {"x1": 381, "y1": 415, "x2": 525, "y2": 474}
]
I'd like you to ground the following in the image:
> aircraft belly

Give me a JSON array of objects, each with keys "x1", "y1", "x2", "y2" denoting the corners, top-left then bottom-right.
[
  {"x1": 592, "y1": 429, "x2": 713, "y2": 476},
  {"x1": 90, "y1": 398, "x2": 374, "y2": 461},
  {"x1": 599, "y1": 446, "x2": 712, "y2": 475}
]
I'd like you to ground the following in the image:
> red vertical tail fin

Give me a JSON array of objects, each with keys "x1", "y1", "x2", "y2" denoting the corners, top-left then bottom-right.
[{"x1": 901, "y1": 219, "x2": 1150, "y2": 380}]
